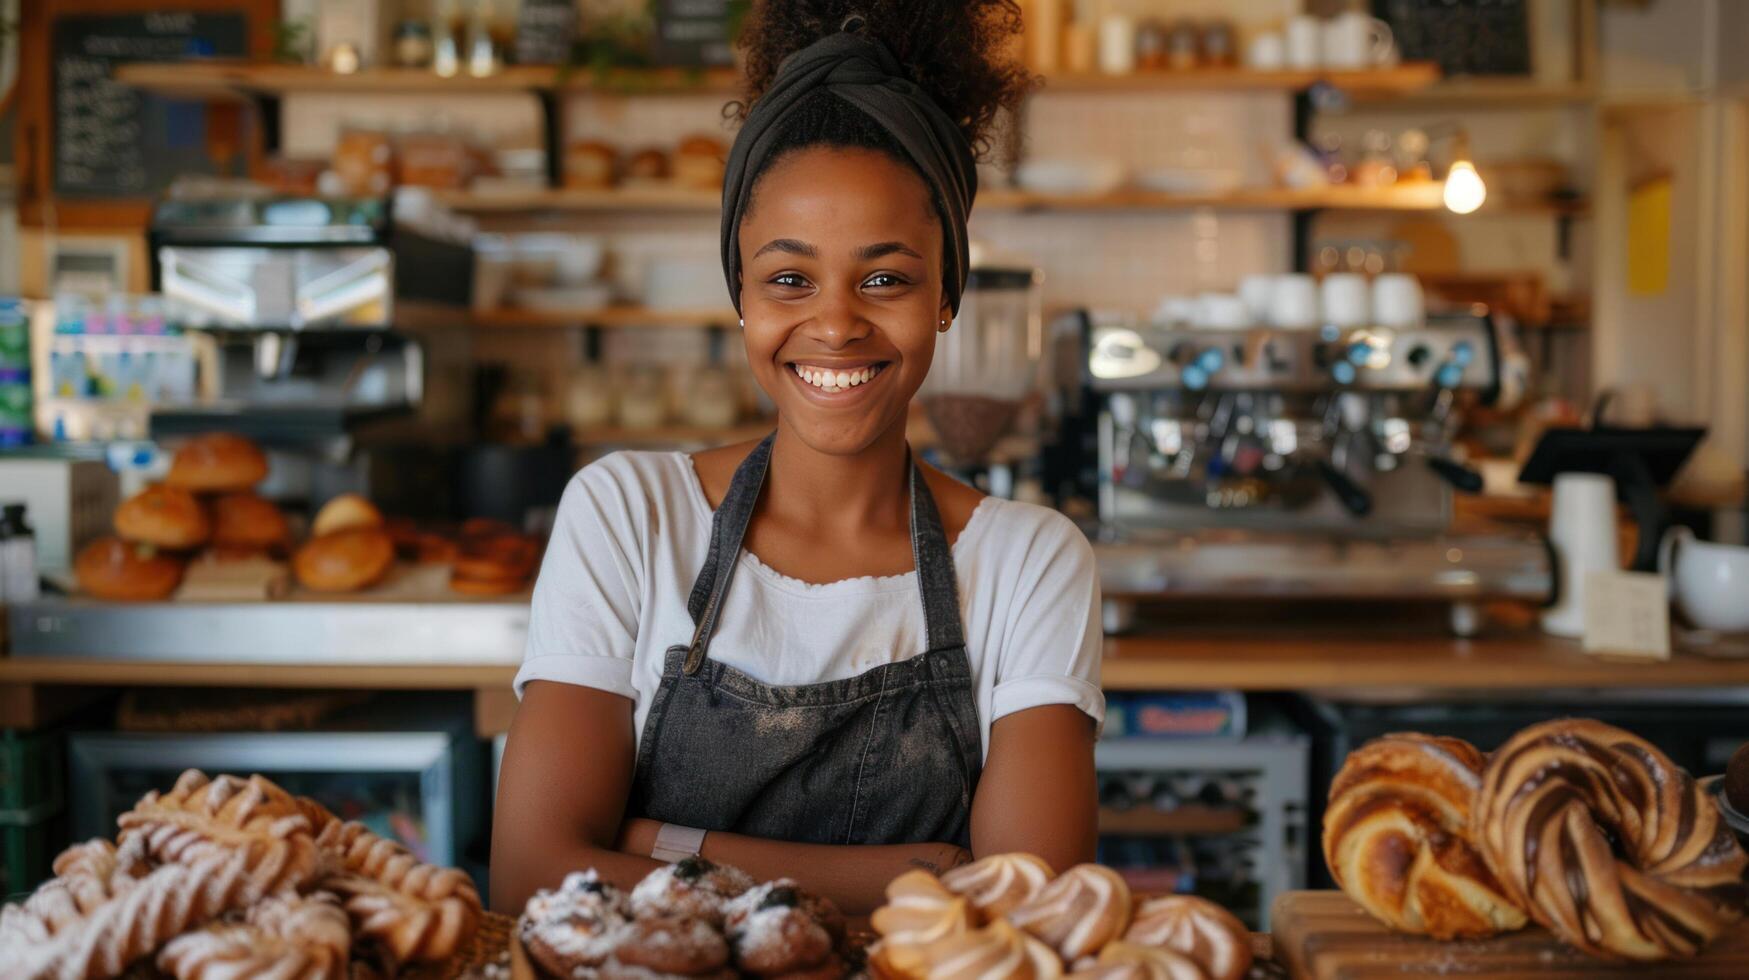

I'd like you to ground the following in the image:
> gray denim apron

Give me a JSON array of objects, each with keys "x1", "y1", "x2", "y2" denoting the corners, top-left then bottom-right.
[{"x1": 628, "y1": 434, "x2": 982, "y2": 847}]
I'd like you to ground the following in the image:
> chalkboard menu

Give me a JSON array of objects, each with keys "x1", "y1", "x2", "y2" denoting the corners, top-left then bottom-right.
[
  {"x1": 650, "y1": 0, "x2": 736, "y2": 68},
  {"x1": 53, "y1": 12, "x2": 250, "y2": 198}
]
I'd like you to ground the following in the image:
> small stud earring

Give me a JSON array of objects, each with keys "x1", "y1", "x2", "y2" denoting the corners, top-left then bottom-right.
[{"x1": 738, "y1": 318, "x2": 744, "y2": 328}]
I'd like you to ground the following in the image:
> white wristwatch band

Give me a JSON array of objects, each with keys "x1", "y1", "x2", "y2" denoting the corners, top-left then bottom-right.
[{"x1": 651, "y1": 823, "x2": 708, "y2": 863}]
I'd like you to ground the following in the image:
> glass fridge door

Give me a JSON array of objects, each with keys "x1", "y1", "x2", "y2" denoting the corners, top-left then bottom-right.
[{"x1": 69, "y1": 731, "x2": 467, "y2": 866}]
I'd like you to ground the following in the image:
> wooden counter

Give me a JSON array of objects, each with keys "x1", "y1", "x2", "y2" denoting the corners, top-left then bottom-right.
[{"x1": 7, "y1": 627, "x2": 1748, "y2": 694}]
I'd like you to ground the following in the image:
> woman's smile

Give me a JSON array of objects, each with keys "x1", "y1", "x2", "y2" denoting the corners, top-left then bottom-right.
[{"x1": 787, "y1": 360, "x2": 891, "y2": 397}]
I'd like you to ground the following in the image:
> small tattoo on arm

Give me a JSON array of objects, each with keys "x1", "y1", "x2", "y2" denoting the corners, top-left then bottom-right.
[{"x1": 907, "y1": 858, "x2": 942, "y2": 874}]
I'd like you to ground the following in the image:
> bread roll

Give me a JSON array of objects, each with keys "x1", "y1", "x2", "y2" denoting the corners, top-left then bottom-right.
[
  {"x1": 293, "y1": 528, "x2": 395, "y2": 593},
  {"x1": 165, "y1": 433, "x2": 269, "y2": 493},
  {"x1": 311, "y1": 493, "x2": 383, "y2": 537},
  {"x1": 114, "y1": 485, "x2": 210, "y2": 550},
  {"x1": 210, "y1": 492, "x2": 291, "y2": 553},
  {"x1": 76, "y1": 536, "x2": 185, "y2": 601}
]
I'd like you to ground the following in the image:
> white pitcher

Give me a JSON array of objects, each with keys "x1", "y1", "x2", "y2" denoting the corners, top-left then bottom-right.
[{"x1": 1659, "y1": 526, "x2": 1749, "y2": 632}]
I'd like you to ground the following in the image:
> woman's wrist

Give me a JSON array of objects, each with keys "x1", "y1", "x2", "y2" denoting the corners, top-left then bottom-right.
[{"x1": 617, "y1": 817, "x2": 662, "y2": 858}]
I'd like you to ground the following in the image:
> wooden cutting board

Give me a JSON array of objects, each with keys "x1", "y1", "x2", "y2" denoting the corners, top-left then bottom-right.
[{"x1": 1272, "y1": 891, "x2": 1749, "y2": 979}]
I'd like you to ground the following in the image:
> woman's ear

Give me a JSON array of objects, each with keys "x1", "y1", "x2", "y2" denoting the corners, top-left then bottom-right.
[{"x1": 938, "y1": 301, "x2": 953, "y2": 333}]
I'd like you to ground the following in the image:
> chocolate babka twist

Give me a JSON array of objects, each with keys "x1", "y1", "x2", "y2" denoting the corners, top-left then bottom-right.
[{"x1": 1476, "y1": 718, "x2": 1749, "y2": 960}]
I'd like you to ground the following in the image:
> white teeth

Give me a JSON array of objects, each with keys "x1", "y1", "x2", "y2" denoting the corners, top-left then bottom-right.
[{"x1": 793, "y1": 363, "x2": 881, "y2": 390}]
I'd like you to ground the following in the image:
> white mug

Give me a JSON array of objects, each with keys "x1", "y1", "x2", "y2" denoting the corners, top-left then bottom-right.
[
  {"x1": 1320, "y1": 273, "x2": 1370, "y2": 328},
  {"x1": 1194, "y1": 293, "x2": 1251, "y2": 330},
  {"x1": 1285, "y1": 15, "x2": 1321, "y2": 70},
  {"x1": 1542, "y1": 472, "x2": 1620, "y2": 638},
  {"x1": 1321, "y1": 11, "x2": 1395, "y2": 69},
  {"x1": 1659, "y1": 526, "x2": 1749, "y2": 632},
  {"x1": 1246, "y1": 31, "x2": 1286, "y2": 71},
  {"x1": 1269, "y1": 274, "x2": 1320, "y2": 330},
  {"x1": 1237, "y1": 274, "x2": 1276, "y2": 323},
  {"x1": 1372, "y1": 273, "x2": 1425, "y2": 328}
]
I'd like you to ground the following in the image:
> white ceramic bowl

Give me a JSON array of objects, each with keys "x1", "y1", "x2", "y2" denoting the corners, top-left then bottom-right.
[{"x1": 1015, "y1": 159, "x2": 1128, "y2": 196}]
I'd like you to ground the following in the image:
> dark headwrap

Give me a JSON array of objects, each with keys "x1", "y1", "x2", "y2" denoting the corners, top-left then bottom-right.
[{"x1": 720, "y1": 29, "x2": 978, "y2": 315}]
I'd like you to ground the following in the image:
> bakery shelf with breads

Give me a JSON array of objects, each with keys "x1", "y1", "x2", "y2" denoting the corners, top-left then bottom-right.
[
  {"x1": 0, "y1": 768, "x2": 488, "y2": 980},
  {"x1": 73, "y1": 432, "x2": 544, "y2": 604}
]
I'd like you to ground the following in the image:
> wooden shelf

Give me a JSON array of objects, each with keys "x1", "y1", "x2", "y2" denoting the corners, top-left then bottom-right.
[
  {"x1": 439, "y1": 183, "x2": 1583, "y2": 216},
  {"x1": 470, "y1": 305, "x2": 738, "y2": 328},
  {"x1": 1351, "y1": 79, "x2": 1598, "y2": 107},
  {"x1": 113, "y1": 61, "x2": 739, "y2": 99},
  {"x1": 573, "y1": 421, "x2": 775, "y2": 447},
  {"x1": 437, "y1": 185, "x2": 720, "y2": 213},
  {"x1": 1037, "y1": 63, "x2": 1440, "y2": 95},
  {"x1": 1098, "y1": 805, "x2": 1251, "y2": 837}
]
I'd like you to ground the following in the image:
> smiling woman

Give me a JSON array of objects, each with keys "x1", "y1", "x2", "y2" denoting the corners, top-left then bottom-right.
[{"x1": 492, "y1": 0, "x2": 1101, "y2": 918}]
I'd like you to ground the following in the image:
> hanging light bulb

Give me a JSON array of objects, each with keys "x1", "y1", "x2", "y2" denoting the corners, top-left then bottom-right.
[
  {"x1": 1444, "y1": 160, "x2": 1487, "y2": 214},
  {"x1": 1442, "y1": 132, "x2": 1486, "y2": 214}
]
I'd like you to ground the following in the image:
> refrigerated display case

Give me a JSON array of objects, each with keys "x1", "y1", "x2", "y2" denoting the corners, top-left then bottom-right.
[{"x1": 69, "y1": 726, "x2": 486, "y2": 881}]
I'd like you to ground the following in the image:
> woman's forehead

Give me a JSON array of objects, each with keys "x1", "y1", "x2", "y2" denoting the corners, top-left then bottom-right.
[{"x1": 741, "y1": 147, "x2": 940, "y2": 252}]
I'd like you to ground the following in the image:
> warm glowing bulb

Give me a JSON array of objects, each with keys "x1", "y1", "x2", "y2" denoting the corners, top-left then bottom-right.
[{"x1": 1443, "y1": 160, "x2": 1487, "y2": 214}]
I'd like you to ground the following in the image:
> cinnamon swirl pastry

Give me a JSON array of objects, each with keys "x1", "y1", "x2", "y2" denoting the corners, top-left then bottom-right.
[
  {"x1": 157, "y1": 890, "x2": 351, "y2": 980},
  {"x1": 872, "y1": 918, "x2": 1061, "y2": 980},
  {"x1": 1122, "y1": 896, "x2": 1250, "y2": 980},
  {"x1": 117, "y1": 769, "x2": 317, "y2": 901},
  {"x1": 871, "y1": 871, "x2": 971, "y2": 946},
  {"x1": 1476, "y1": 718, "x2": 1749, "y2": 960},
  {"x1": 315, "y1": 820, "x2": 482, "y2": 963},
  {"x1": 1066, "y1": 941, "x2": 1206, "y2": 980},
  {"x1": 941, "y1": 854, "x2": 1054, "y2": 923},
  {"x1": 1323, "y1": 733, "x2": 1527, "y2": 939},
  {"x1": 1007, "y1": 864, "x2": 1132, "y2": 962}
]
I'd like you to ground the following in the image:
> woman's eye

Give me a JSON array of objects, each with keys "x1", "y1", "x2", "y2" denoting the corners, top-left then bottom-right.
[
  {"x1": 770, "y1": 273, "x2": 810, "y2": 289},
  {"x1": 863, "y1": 273, "x2": 909, "y2": 289}
]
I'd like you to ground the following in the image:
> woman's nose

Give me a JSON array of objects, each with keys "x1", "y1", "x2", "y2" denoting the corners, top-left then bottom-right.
[{"x1": 806, "y1": 289, "x2": 874, "y2": 348}]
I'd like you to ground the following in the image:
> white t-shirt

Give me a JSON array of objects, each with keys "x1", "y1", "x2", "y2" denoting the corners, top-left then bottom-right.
[{"x1": 515, "y1": 451, "x2": 1105, "y2": 760}]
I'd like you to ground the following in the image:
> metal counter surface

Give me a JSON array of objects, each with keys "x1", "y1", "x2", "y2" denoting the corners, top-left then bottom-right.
[{"x1": 7, "y1": 597, "x2": 528, "y2": 665}]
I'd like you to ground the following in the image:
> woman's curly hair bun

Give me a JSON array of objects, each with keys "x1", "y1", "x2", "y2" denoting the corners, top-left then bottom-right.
[{"x1": 734, "y1": 0, "x2": 1034, "y2": 161}]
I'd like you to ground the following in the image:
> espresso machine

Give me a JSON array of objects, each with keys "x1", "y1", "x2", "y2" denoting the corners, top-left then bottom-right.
[
  {"x1": 147, "y1": 193, "x2": 471, "y2": 505},
  {"x1": 1072, "y1": 306, "x2": 1552, "y2": 635}
]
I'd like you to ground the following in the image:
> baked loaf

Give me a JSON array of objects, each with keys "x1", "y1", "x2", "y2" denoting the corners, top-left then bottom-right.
[
  {"x1": 76, "y1": 536, "x2": 185, "y2": 601},
  {"x1": 293, "y1": 527, "x2": 395, "y2": 593},
  {"x1": 1726, "y1": 742, "x2": 1749, "y2": 817},
  {"x1": 1476, "y1": 718, "x2": 1749, "y2": 960},
  {"x1": 871, "y1": 870, "x2": 972, "y2": 946},
  {"x1": 157, "y1": 890, "x2": 351, "y2": 980},
  {"x1": 942, "y1": 853, "x2": 1054, "y2": 923},
  {"x1": 316, "y1": 819, "x2": 483, "y2": 963},
  {"x1": 1323, "y1": 733, "x2": 1526, "y2": 939},
  {"x1": 1122, "y1": 896, "x2": 1251, "y2": 980},
  {"x1": 1007, "y1": 864, "x2": 1132, "y2": 962},
  {"x1": 114, "y1": 485, "x2": 210, "y2": 550},
  {"x1": 1068, "y1": 941, "x2": 1205, "y2": 980},
  {"x1": 117, "y1": 769, "x2": 318, "y2": 900},
  {"x1": 166, "y1": 433, "x2": 269, "y2": 493}
]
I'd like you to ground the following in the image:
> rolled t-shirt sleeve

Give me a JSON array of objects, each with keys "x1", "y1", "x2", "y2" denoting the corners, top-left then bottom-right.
[
  {"x1": 987, "y1": 510, "x2": 1105, "y2": 730},
  {"x1": 514, "y1": 459, "x2": 645, "y2": 701}
]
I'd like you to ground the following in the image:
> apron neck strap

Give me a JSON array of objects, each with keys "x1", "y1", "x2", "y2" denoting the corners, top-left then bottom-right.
[{"x1": 683, "y1": 434, "x2": 966, "y2": 674}]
